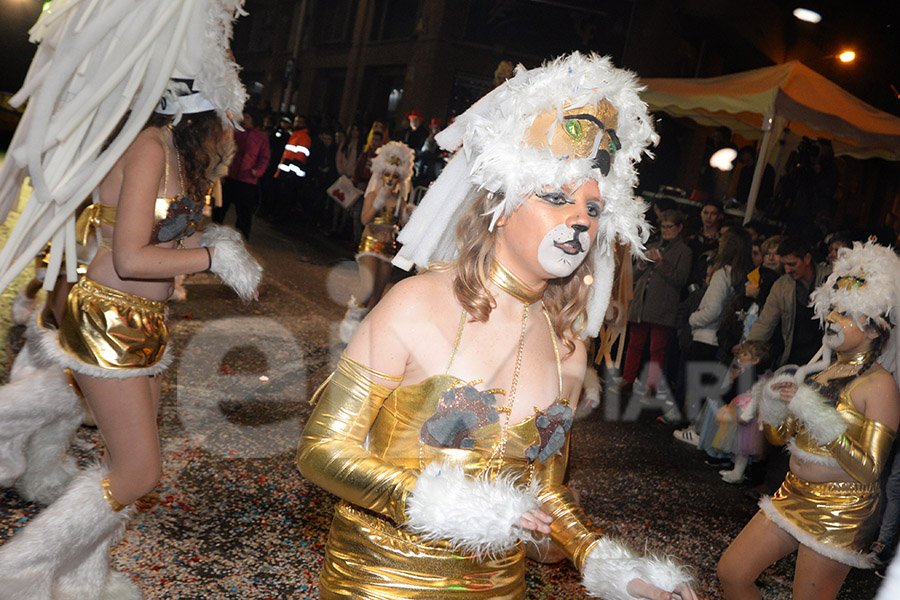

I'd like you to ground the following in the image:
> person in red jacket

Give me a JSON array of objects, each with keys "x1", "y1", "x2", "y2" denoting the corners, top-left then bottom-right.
[
  {"x1": 214, "y1": 111, "x2": 270, "y2": 241},
  {"x1": 274, "y1": 115, "x2": 312, "y2": 220}
]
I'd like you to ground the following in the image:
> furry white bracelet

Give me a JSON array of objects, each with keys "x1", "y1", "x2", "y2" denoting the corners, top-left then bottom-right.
[
  {"x1": 759, "y1": 373, "x2": 793, "y2": 426},
  {"x1": 582, "y1": 537, "x2": 692, "y2": 600},
  {"x1": 788, "y1": 384, "x2": 847, "y2": 445},
  {"x1": 200, "y1": 224, "x2": 262, "y2": 301},
  {"x1": 404, "y1": 461, "x2": 540, "y2": 558}
]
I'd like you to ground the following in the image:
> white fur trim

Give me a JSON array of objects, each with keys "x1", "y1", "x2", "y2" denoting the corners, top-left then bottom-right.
[
  {"x1": 0, "y1": 466, "x2": 136, "y2": 599},
  {"x1": 404, "y1": 461, "x2": 540, "y2": 558},
  {"x1": 201, "y1": 224, "x2": 262, "y2": 302},
  {"x1": 0, "y1": 370, "x2": 83, "y2": 492},
  {"x1": 759, "y1": 496, "x2": 873, "y2": 568},
  {"x1": 11, "y1": 291, "x2": 37, "y2": 326},
  {"x1": 22, "y1": 306, "x2": 60, "y2": 371},
  {"x1": 339, "y1": 297, "x2": 368, "y2": 345},
  {"x1": 759, "y1": 373, "x2": 792, "y2": 426},
  {"x1": 786, "y1": 439, "x2": 840, "y2": 468},
  {"x1": 582, "y1": 537, "x2": 693, "y2": 600},
  {"x1": 102, "y1": 571, "x2": 143, "y2": 600},
  {"x1": 788, "y1": 384, "x2": 847, "y2": 445},
  {"x1": 876, "y1": 552, "x2": 900, "y2": 599},
  {"x1": 354, "y1": 251, "x2": 394, "y2": 263},
  {"x1": 9, "y1": 342, "x2": 39, "y2": 382},
  {"x1": 739, "y1": 380, "x2": 763, "y2": 423},
  {"x1": 31, "y1": 322, "x2": 174, "y2": 379}
]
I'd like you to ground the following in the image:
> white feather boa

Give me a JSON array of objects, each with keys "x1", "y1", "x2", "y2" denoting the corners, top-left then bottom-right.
[
  {"x1": 582, "y1": 537, "x2": 692, "y2": 600},
  {"x1": 404, "y1": 461, "x2": 540, "y2": 558},
  {"x1": 788, "y1": 384, "x2": 847, "y2": 445},
  {"x1": 201, "y1": 224, "x2": 262, "y2": 302},
  {"x1": 759, "y1": 373, "x2": 793, "y2": 426}
]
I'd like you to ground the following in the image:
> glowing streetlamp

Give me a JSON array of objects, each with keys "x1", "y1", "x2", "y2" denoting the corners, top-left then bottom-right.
[
  {"x1": 838, "y1": 50, "x2": 856, "y2": 63},
  {"x1": 793, "y1": 8, "x2": 823, "y2": 23}
]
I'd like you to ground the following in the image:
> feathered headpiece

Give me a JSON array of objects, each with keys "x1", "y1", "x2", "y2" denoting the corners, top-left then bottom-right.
[
  {"x1": 393, "y1": 52, "x2": 658, "y2": 337},
  {"x1": 365, "y1": 141, "x2": 416, "y2": 205},
  {"x1": 0, "y1": 0, "x2": 247, "y2": 293},
  {"x1": 810, "y1": 241, "x2": 900, "y2": 383}
]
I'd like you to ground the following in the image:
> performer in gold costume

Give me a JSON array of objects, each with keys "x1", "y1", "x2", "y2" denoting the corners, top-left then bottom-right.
[
  {"x1": 719, "y1": 241, "x2": 900, "y2": 599},
  {"x1": 299, "y1": 53, "x2": 698, "y2": 600},
  {"x1": 339, "y1": 141, "x2": 416, "y2": 343}
]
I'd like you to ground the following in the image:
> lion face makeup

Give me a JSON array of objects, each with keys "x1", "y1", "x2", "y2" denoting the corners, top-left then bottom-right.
[
  {"x1": 524, "y1": 99, "x2": 621, "y2": 176},
  {"x1": 538, "y1": 224, "x2": 592, "y2": 277}
]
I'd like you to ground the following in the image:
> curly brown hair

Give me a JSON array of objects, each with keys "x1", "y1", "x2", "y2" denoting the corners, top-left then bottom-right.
[
  {"x1": 431, "y1": 191, "x2": 595, "y2": 356},
  {"x1": 146, "y1": 112, "x2": 233, "y2": 200}
]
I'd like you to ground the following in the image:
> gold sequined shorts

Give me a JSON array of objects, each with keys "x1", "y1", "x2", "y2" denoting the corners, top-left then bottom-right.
[
  {"x1": 356, "y1": 223, "x2": 397, "y2": 261},
  {"x1": 760, "y1": 471, "x2": 879, "y2": 568},
  {"x1": 57, "y1": 277, "x2": 169, "y2": 375},
  {"x1": 319, "y1": 501, "x2": 526, "y2": 599}
]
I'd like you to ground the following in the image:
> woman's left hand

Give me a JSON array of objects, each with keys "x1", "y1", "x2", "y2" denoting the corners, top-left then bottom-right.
[
  {"x1": 626, "y1": 579, "x2": 699, "y2": 600},
  {"x1": 519, "y1": 508, "x2": 552, "y2": 533}
]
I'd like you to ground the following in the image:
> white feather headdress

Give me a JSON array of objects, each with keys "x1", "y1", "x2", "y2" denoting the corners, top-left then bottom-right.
[
  {"x1": 393, "y1": 52, "x2": 657, "y2": 338},
  {"x1": 0, "y1": 0, "x2": 247, "y2": 294},
  {"x1": 365, "y1": 141, "x2": 416, "y2": 205},
  {"x1": 810, "y1": 241, "x2": 900, "y2": 383}
]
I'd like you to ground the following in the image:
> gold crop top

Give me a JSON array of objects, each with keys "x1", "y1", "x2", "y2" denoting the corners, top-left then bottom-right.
[
  {"x1": 75, "y1": 143, "x2": 203, "y2": 248},
  {"x1": 765, "y1": 372, "x2": 897, "y2": 485}
]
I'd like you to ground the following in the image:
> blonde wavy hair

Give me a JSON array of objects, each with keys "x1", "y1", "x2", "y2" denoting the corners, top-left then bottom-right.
[{"x1": 431, "y1": 191, "x2": 595, "y2": 355}]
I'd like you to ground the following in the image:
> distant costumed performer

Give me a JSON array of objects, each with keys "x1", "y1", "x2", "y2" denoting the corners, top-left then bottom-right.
[
  {"x1": 299, "y1": 52, "x2": 698, "y2": 600},
  {"x1": 0, "y1": 1, "x2": 261, "y2": 598},
  {"x1": 720, "y1": 241, "x2": 900, "y2": 598}
]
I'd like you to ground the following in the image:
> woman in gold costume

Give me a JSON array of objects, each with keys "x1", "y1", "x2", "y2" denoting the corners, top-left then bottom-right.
[
  {"x1": 719, "y1": 241, "x2": 900, "y2": 599},
  {"x1": 299, "y1": 53, "x2": 697, "y2": 600},
  {"x1": 0, "y1": 2, "x2": 260, "y2": 594},
  {"x1": 340, "y1": 141, "x2": 415, "y2": 343}
]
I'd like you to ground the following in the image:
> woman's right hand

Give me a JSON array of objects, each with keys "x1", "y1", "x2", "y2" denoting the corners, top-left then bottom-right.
[
  {"x1": 519, "y1": 508, "x2": 552, "y2": 533},
  {"x1": 627, "y1": 579, "x2": 699, "y2": 600}
]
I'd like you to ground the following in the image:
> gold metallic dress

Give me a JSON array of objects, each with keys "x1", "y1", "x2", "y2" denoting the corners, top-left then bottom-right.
[
  {"x1": 761, "y1": 373, "x2": 896, "y2": 567},
  {"x1": 356, "y1": 205, "x2": 398, "y2": 262},
  {"x1": 298, "y1": 314, "x2": 599, "y2": 599}
]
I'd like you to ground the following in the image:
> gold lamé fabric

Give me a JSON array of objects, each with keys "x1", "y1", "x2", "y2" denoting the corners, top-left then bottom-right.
[
  {"x1": 357, "y1": 208, "x2": 398, "y2": 260},
  {"x1": 58, "y1": 277, "x2": 168, "y2": 371},
  {"x1": 766, "y1": 472, "x2": 880, "y2": 557},
  {"x1": 298, "y1": 360, "x2": 597, "y2": 599}
]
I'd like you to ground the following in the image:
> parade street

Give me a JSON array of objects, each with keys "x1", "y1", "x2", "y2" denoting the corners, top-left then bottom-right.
[{"x1": 0, "y1": 214, "x2": 882, "y2": 600}]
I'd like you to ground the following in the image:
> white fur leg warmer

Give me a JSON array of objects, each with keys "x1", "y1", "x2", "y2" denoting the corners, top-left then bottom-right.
[
  {"x1": 201, "y1": 224, "x2": 262, "y2": 301},
  {"x1": 759, "y1": 373, "x2": 793, "y2": 426},
  {"x1": 582, "y1": 537, "x2": 693, "y2": 600},
  {"x1": 0, "y1": 466, "x2": 136, "y2": 600},
  {"x1": 788, "y1": 384, "x2": 847, "y2": 444},
  {"x1": 404, "y1": 461, "x2": 540, "y2": 557},
  {"x1": 11, "y1": 291, "x2": 38, "y2": 326},
  {"x1": 0, "y1": 370, "x2": 83, "y2": 492},
  {"x1": 339, "y1": 296, "x2": 368, "y2": 344}
]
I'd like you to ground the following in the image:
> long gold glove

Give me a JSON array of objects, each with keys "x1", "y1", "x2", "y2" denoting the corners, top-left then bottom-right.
[
  {"x1": 764, "y1": 414, "x2": 799, "y2": 446},
  {"x1": 533, "y1": 437, "x2": 599, "y2": 571},
  {"x1": 826, "y1": 419, "x2": 896, "y2": 485},
  {"x1": 296, "y1": 355, "x2": 418, "y2": 524}
]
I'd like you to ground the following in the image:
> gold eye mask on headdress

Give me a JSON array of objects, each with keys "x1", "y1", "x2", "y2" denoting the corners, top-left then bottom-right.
[
  {"x1": 833, "y1": 274, "x2": 867, "y2": 291},
  {"x1": 524, "y1": 99, "x2": 620, "y2": 176}
]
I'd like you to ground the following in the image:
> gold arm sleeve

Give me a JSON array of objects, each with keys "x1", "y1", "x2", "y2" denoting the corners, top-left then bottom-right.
[
  {"x1": 534, "y1": 437, "x2": 600, "y2": 572},
  {"x1": 296, "y1": 357, "x2": 419, "y2": 524},
  {"x1": 764, "y1": 413, "x2": 799, "y2": 446},
  {"x1": 826, "y1": 419, "x2": 896, "y2": 485}
]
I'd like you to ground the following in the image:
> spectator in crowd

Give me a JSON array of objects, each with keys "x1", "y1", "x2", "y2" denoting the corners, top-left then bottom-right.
[
  {"x1": 330, "y1": 123, "x2": 364, "y2": 237},
  {"x1": 687, "y1": 200, "x2": 724, "y2": 289},
  {"x1": 397, "y1": 110, "x2": 428, "y2": 159},
  {"x1": 308, "y1": 129, "x2": 338, "y2": 226},
  {"x1": 213, "y1": 110, "x2": 270, "y2": 241},
  {"x1": 416, "y1": 118, "x2": 446, "y2": 186},
  {"x1": 826, "y1": 232, "x2": 853, "y2": 266},
  {"x1": 258, "y1": 115, "x2": 291, "y2": 218},
  {"x1": 735, "y1": 146, "x2": 775, "y2": 212},
  {"x1": 352, "y1": 128, "x2": 386, "y2": 241},
  {"x1": 746, "y1": 236, "x2": 830, "y2": 368},
  {"x1": 620, "y1": 209, "x2": 692, "y2": 399},
  {"x1": 273, "y1": 115, "x2": 312, "y2": 221}
]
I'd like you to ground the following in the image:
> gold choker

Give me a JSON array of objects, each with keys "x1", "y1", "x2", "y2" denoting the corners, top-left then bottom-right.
[
  {"x1": 836, "y1": 350, "x2": 871, "y2": 366},
  {"x1": 488, "y1": 261, "x2": 546, "y2": 305}
]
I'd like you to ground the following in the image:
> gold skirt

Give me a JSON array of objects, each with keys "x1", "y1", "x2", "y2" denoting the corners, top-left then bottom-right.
[
  {"x1": 760, "y1": 471, "x2": 879, "y2": 568},
  {"x1": 57, "y1": 277, "x2": 169, "y2": 376},
  {"x1": 356, "y1": 223, "x2": 397, "y2": 260},
  {"x1": 319, "y1": 501, "x2": 526, "y2": 599}
]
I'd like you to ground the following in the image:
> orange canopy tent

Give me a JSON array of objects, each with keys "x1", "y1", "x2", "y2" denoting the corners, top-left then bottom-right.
[{"x1": 640, "y1": 61, "x2": 900, "y2": 221}]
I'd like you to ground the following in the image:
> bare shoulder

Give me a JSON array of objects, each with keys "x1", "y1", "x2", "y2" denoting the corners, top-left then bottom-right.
[
  {"x1": 373, "y1": 269, "x2": 455, "y2": 320},
  {"x1": 854, "y1": 367, "x2": 900, "y2": 427}
]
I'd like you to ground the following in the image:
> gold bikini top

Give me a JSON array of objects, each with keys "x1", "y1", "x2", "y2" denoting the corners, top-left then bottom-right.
[
  {"x1": 75, "y1": 142, "x2": 203, "y2": 248},
  {"x1": 366, "y1": 308, "x2": 573, "y2": 471},
  {"x1": 794, "y1": 371, "x2": 895, "y2": 458}
]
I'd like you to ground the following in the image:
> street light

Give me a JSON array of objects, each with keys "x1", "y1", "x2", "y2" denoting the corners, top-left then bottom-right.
[
  {"x1": 838, "y1": 50, "x2": 856, "y2": 63},
  {"x1": 793, "y1": 8, "x2": 823, "y2": 23}
]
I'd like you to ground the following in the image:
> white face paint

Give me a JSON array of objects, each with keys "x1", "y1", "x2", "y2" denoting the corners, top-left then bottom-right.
[
  {"x1": 823, "y1": 319, "x2": 845, "y2": 350},
  {"x1": 537, "y1": 224, "x2": 591, "y2": 278}
]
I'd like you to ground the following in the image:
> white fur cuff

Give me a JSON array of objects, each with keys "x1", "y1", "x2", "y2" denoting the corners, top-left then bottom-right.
[
  {"x1": 582, "y1": 537, "x2": 692, "y2": 600},
  {"x1": 404, "y1": 461, "x2": 539, "y2": 558},
  {"x1": 788, "y1": 384, "x2": 847, "y2": 445},
  {"x1": 759, "y1": 374, "x2": 792, "y2": 426},
  {"x1": 201, "y1": 224, "x2": 262, "y2": 301}
]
